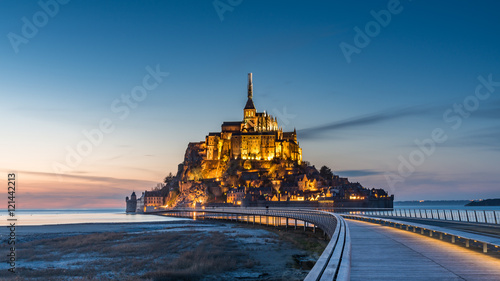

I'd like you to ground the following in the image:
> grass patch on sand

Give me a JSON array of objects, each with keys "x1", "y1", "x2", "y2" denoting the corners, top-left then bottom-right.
[
  {"x1": 11, "y1": 221, "x2": 325, "y2": 280},
  {"x1": 14, "y1": 230, "x2": 250, "y2": 280},
  {"x1": 235, "y1": 223, "x2": 329, "y2": 257}
]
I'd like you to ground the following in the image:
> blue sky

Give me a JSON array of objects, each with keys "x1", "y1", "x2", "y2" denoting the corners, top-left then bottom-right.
[{"x1": 1, "y1": 0, "x2": 499, "y2": 208}]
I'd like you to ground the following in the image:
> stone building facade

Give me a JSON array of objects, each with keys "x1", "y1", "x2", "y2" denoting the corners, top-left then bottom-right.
[
  {"x1": 204, "y1": 73, "x2": 302, "y2": 165},
  {"x1": 125, "y1": 192, "x2": 137, "y2": 213}
]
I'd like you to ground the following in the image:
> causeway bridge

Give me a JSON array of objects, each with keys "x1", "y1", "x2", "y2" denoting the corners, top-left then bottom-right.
[{"x1": 154, "y1": 207, "x2": 500, "y2": 280}]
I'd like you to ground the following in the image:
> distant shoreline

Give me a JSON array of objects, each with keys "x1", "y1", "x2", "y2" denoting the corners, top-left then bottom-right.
[
  {"x1": 396, "y1": 200, "x2": 472, "y2": 203},
  {"x1": 394, "y1": 199, "x2": 500, "y2": 210},
  {"x1": 466, "y1": 199, "x2": 500, "y2": 207}
]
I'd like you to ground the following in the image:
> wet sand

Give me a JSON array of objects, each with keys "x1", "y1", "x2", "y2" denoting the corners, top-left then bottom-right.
[{"x1": 2, "y1": 220, "x2": 326, "y2": 280}]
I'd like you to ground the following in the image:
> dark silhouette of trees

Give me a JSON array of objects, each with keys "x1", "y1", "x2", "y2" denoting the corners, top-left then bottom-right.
[
  {"x1": 320, "y1": 165, "x2": 333, "y2": 181},
  {"x1": 164, "y1": 172, "x2": 175, "y2": 185}
]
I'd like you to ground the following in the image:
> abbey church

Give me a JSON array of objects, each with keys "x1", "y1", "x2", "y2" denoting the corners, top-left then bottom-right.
[
  {"x1": 205, "y1": 73, "x2": 302, "y2": 164},
  {"x1": 127, "y1": 73, "x2": 394, "y2": 211}
]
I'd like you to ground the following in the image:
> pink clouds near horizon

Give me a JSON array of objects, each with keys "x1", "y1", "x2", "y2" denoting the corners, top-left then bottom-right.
[{"x1": 3, "y1": 170, "x2": 160, "y2": 209}]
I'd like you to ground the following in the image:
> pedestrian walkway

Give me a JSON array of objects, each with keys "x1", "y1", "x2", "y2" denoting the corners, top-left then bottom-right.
[{"x1": 347, "y1": 219, "x2": 500, "y2": 281}]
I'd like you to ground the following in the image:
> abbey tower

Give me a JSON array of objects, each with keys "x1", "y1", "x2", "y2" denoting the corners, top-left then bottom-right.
[{"x1": 205, "y1": 73, "x2": 302, "y2": 166}]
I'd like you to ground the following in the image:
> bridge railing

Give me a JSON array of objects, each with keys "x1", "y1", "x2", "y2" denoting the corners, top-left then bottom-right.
[
  {"x1": 159, "y1": 207, "x2": 339, "y2": 237},
  {"x1": 304, "y1": 213, "x2": 350, "y2": 281},
  {"x1": 157, "y1": 207, "x2": 350, "y2": 281},
  {"x1": 346, "y1": 208, "x2": 500, "y2": 224}
]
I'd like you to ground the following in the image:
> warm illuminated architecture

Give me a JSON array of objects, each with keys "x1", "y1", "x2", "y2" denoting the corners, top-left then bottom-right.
[
  {"x1": 297, "y1": 174, "x2": 318, "y2": 191},
  {"x1": 126, "y1": 189, "x2": 166, "y2": 213},
  {"x1": 226, "y1": 187, "x2": 245, "y2": 205},
  {"x1": 205, "y1": 73, "x2": 302, "y2": 164},
  {"x1": 144, "y1": 190, "x2": 165, "y2": 207},
  {"x1": 126, "y1": 73, "x2": 393, "y2": 211}
]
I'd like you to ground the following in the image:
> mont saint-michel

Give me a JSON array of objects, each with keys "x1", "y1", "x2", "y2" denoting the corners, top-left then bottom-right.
[{"x1": 127, "y1": 74, "x2": 393, "y2": 212}]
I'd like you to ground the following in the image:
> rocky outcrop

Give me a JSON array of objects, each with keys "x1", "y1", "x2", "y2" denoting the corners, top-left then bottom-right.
[
  {"x1": 179, "y1": 142, "x2": 206, "y2": 181},
  {"x1": 184, "y1": 142, "x2": 205, "y2": 164},
  {"x1": 176, "y1": 181, "x2": 209, "y2": 206}
]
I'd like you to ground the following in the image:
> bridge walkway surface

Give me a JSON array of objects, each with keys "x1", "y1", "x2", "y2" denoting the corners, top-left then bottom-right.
[{"x1": 347, "y1": 219, "x2": 500, "y2": 281}]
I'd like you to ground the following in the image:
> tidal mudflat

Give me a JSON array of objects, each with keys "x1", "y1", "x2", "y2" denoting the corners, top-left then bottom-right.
[{"x1": 2, "y1": 220, "x2": 327, "y2": 280}]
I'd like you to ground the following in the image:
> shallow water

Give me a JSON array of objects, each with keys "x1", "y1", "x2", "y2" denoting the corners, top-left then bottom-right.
[
  {"x1": 0, "y1": 209, "x2": 181, "y2": 226},
  {"x1": 2, "y1": 202, "x2": 499, "y2": 226}
]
